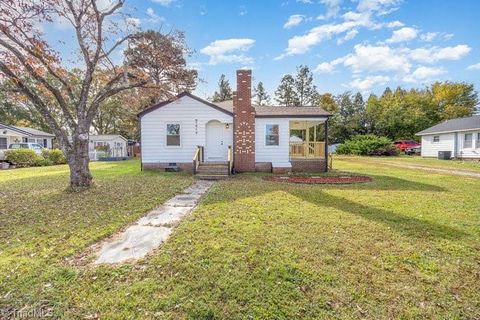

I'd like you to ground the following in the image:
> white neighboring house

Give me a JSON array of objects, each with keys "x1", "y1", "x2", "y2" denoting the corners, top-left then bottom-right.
[
  {"x1": 138, "y1": 69, "x2": 331, "y2": 174},
  {"x1": 88, "y1": 134, "x2": 128, "y2": 160},
  {"x1": 416, "y1": 115, "x2": 480, "y2": 159},
  {"x1": 0, "y1": 123, "x2": 55, "y2": 150}
]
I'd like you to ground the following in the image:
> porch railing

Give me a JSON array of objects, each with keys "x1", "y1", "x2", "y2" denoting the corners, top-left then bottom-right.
[
  {"x1": 192, "y1": 145, "x2": 204, "y2": 174},
  {"x1": 289, "y1": 142, "x2": 325, "y2": 159}
]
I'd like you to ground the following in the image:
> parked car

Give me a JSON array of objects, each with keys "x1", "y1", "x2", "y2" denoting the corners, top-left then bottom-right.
[
  {"x1": 405, "y1": 145, "x2": 421, "y2": 155},
  {"x1": 0, "y1": 142, "x2": 45, "y2": 161},
  {"x1": 393, "y1": 140, "x2": 420, "y2": 152}
]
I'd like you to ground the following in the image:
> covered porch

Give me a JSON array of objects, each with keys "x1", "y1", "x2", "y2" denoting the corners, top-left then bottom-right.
[{"x1": 289, "y1": 120, "x2": 327, "y2": 160}]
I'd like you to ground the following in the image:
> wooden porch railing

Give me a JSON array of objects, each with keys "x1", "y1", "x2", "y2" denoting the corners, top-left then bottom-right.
[
  {"x1": 289, "y1": 142, "x2": 326, "y2": 159},
  {"x1": 192, "y1": 145, "x2": 204, "y2": 174},
  {"x1": 227, "y1": 145, "x2": 233, "y2": 175}
]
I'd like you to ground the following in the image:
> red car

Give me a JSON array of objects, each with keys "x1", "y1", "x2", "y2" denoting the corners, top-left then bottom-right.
[{"x1": 393, "y1": 140, "x2": 420, "y2": 152}]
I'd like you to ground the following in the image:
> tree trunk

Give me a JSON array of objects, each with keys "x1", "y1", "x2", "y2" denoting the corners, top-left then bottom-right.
[{"x1": 67, "y1": 134, "x2": 92, "y2": 190}]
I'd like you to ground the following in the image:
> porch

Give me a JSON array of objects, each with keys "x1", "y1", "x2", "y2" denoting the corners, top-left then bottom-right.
[{"x1": 289, "y1": 120, "x2": 327, "y2": 160}]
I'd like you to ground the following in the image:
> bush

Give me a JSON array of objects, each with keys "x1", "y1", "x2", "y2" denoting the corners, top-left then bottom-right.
[
  {"x1": 5, "y1": 149, "x2": 38, "y2": 167},
  {"x1": 42, "y1": 149, "x2": 67, "y2": 165},
  {"x1": 33, "y1": 156, "x2": 53, "y2": 167},
  {"x1": 336, "y1": 135, "x2": 399, "y2": 156}
]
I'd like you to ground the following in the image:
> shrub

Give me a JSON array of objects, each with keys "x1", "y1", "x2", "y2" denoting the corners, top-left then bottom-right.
[
  {"x1": 33, "y1": 156, "x2": 53, "y2": 167},
  {"x1": 336, "y1": 135, "x2": 399, "y2": 156},
  {"x1": 5, "y1": 149, "x2": 38, "y2": 167},
  {"x1": 42, "y1": 149, "x2": 67, "y2": 165}
]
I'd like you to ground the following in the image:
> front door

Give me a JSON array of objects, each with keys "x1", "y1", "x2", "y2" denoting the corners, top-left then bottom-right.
[{"x1": 206, "y1": 121, "x2": 226, "y2": 161}]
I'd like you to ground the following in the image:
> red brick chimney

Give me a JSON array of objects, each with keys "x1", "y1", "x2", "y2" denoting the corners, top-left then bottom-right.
[{"x1": 233, "y1": 70, "x2": 255, "y2": 172}]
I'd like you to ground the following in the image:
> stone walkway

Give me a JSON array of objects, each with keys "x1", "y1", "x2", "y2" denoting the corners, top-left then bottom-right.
[{"x1": 95, "y1": 180, "x2": 214, "y2": 264}]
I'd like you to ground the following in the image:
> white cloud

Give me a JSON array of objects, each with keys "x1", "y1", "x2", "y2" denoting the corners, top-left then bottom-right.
[
  {"x1": 403, "y1": 66, "x2": 446, "y2": 83},
  {"x1": 200, "y1": 38, "x2": 255, "y2": 65},
  {"x1": 407, "y1": 45, "x2": 471, "y2": 63},
  {"x1": 386, "y1": 27, "x2": 418, "y2": 43},
  {"x1": 284, "y1": 14, "x2": 306, "y2": 29},
  {"x1": 337, "y1": 29, "x2": 358, "y2": 44},
  {"x1": 126, "y1": 17, "x2": 141, "y2": 27},
  {"x1": 317, "y1": 0, "x2": 342, "y2": 20},
  {"x1": 343, "y1": 44, "x2": 411, "y2": 73},
  {"x1": 357, "y1": 0, "x2": 401, "y2": 15},
  {"x1": 152, "y1": 0, "x2": 176, "y2": 6},
  {"x1": 385, "y1": 20, "x2": 404, "y2": 28},
  {"x1": 467, "y1": 63, "x2": 480, "y2": 70},
  {"x1": 315, "y1": 62, "x2": 336, "y2": 73},
  {"x1": 420, "y1": 32, "x2": 438, "y2": 42},
  {"x1": 350, "y1": 75, "x2": 390, "y2": 90},
  {"x1": 297, "y1": 0, "x2": 313, "y2": 3},
  {"x1": 146, "y1": 7, "x2": 164, "y2": 23}
]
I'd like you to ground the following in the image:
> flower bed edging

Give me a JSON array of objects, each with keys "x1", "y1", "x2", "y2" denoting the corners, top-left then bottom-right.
[{"x1": 263, "y1": 175, "x2": 372, "y2": 184}]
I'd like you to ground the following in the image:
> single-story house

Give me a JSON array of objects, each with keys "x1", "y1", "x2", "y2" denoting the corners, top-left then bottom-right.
[
  {"x1": 416, "y1": 115, "x2": 480, "y2": 159},
  {"x1": 138, "y1": 69, "x2": 331, "y2": 175},
  {"x1": 88, "y1": 134, "x2": 128, "y2": 160},
  {"x1": 0, "y1": 123, "x2": 55, "y2": 149}
]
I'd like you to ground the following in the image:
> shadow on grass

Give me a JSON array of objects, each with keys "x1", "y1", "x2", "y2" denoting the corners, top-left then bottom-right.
[{"x1": 205, "y1": 173, "x2": 464, "y2": 241}]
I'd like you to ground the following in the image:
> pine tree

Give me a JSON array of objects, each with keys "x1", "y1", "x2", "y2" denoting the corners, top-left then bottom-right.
[
  {"x1": 211, "y1": 74, "x2": 233, "y2": 102},
  {"x1": 253, "y1": 81, "x2": 270, "y2": 105},
  {"x1": 295, "y1": 65, "x2": 316, "y2": 106},
  {"x1": 275, "y1": 75, "x2": 298, "y2": 106}
]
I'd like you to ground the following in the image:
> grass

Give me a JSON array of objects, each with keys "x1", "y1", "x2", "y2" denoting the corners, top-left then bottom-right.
[
  {"x1": 1, "y1": 158, "x2": 479, "y2": 319},
  {"x1": 335, "y1": 154, "x2": 480, "y2": 172}
]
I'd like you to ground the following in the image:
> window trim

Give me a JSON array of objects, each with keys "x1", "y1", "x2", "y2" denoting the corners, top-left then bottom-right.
[
  {"x1": 166, "y1": 123, "x2": 181, "y2": 147},
  {"x1": 0, "y1": 137, "x2": 7, "y2": 150},
  {"x1": 464, "y1": 133, "x2": 473, "y2": 149},
  {"x1": 433, "y1": 135, "x2": 440, "y2": 143},
  {"x1": 265, "y1": 124, "x2": 280, "y2": 147},
  {"x1": 476, "y1": 133, "x2": 480, "y2": 149}
]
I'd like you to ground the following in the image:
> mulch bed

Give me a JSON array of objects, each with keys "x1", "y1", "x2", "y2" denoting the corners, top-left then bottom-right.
[{"x1": 263, "y1": 175, "x2": 372, "y2": 184}]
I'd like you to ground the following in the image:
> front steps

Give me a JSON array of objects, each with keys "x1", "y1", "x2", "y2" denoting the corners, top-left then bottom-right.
[{"x1": 195, "y1": 162, "x2": 230, "y2": 180}]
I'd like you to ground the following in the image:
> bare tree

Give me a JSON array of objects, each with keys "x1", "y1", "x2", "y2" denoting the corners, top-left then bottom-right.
[{"x1": 0, "y1": 0, "x2": 196, "y2": 189}]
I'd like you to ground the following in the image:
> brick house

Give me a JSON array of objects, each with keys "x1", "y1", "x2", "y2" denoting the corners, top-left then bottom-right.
[{"x1": 138, "y1": 70, "x2": 331, "y2": 177}]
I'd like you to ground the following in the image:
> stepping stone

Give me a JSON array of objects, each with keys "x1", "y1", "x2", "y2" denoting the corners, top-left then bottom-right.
[
  {"x1": 137, "y1": 206, "x2": 191, "y2": 226},
  {"x1": 96, "y1": 225, "x2": 172, "y2": 264}
]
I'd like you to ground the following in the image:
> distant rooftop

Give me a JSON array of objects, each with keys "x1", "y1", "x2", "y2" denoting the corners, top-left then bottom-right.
[{"x1": 416, "y1": 115, "x2": 480, "y2": 135}]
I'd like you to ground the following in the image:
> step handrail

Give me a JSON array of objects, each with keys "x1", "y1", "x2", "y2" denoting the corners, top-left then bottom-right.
[
  {"x1": 227, "y1": 145, "x2": 233, "y2": 175},
  {"x1": 192, "y1": 145, "x2": 203, "y2": 174}
]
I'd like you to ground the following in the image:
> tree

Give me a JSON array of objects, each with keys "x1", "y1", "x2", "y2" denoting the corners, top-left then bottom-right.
[
  {"x1": 431, "y1": 82, "x2": 478, "y2": 120},
  {"x1": 253, "y1": 81, "x2": 270, "y2": 105},
  {"x1": 315, "y1": 93, "x2": 338, "y2": 113},
  {"x1": 294, "y1": 65, "x2": 316, "y2": 106},
  {"x1": 275, "y1": 74, "x2": 298, "y2": 106},
  {"x1": 0, "y1": 1, "x2": 196, "y2": 189},
  {"x1": 211, "y1": 74, "x2": 232, "y2": 102}
]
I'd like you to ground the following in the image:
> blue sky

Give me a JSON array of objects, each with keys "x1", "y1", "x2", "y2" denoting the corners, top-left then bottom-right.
[{"x1": 47, "y1": 0, "x2": 480, "y2": 99}]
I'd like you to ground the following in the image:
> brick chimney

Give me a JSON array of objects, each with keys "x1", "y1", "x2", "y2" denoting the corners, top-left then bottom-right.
[{"x1": 233, "y1": 70, "x2": 255, "y2": 172}]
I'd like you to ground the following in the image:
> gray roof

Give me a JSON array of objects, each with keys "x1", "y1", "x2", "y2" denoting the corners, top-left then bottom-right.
[
  {"x1": 13, "y1": 126, "x2": 55, "y2": 137},
  {"x1": 416, "y1": 115, "x2": 480, "y2": 135},
  {"x1": 214, "y1": 100, "x2": 330, "y2": 118},
  {"x1": 0, "y1": 123, "x2": 54, "y2": 137}
]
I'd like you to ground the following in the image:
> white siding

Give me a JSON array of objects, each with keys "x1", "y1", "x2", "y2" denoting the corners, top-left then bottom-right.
[
  {"x1": 141, "y1": 96, "x2": 233, "y2": 163},
  {"x1": 421, "y1": 133, "x2": 455, "y2": 157},
  {"x1": 458, "y1": 130, "x2": 480, "y2": 159},
  {"x1": 255, "y1": 118, "x2": 291, "y2": 168}
]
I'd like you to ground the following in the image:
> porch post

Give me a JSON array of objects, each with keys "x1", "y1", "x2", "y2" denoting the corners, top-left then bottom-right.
[{"x1": 324, "y1": 119, "x2": 329, "y2": 172}]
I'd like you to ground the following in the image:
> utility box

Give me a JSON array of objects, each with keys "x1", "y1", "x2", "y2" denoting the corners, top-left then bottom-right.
[{"x1": 438, "y1": 151, "x2": 452, "y2": 160}]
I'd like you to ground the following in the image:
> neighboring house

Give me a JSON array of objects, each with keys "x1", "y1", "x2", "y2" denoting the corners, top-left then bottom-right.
[
  {"x1": 0, "y1": 123, "x2": 55, "y2": 149},
  {"x1": 88, "y1": 134, "x2": 128, "y2": 160},
  {"x1": 416, "y1": 115, "x2": 480, "y2": 159},
  {"x1": 138, "y1": 69, "x2": 331, "y2": 174}
]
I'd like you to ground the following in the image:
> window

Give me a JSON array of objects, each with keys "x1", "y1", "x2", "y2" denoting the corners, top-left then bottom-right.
[
  {"x1": 0, "y1": 138, "x2": 7, "y2": 150},
  {"x1": 433, "y1": 136, "x2": 440, "y2": 143},
  {"x1": 265, "y1": 124, "x2": 279, "y2": 146},
  {"x1": 166, "y1": 124, "x2": 180, "y2": 146},
  {"x1": 477, "y1": 133, "x2": 480, "y2": 149},
  {"x1": 464, "y1": 133, "x2": 473, "y2": 148}
]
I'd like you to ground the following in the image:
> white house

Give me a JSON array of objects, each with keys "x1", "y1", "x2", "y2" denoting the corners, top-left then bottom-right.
[
  {"x1": 416, "y1": 115, "x2": 480, "y2": 159},
  {"x1": 138, "y1": 69, "x2": 331, "y2": 176},
  {"x1": 0, "y1": 123, "x2": 55, "y2": 149},
  {"x1": 87, "y1": 134, "x2": 128, "y2": 160}
]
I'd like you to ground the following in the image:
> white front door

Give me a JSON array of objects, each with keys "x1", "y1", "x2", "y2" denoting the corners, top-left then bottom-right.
[{"x1": 206, "y1": 121, "x2": 226, "y2": 161}]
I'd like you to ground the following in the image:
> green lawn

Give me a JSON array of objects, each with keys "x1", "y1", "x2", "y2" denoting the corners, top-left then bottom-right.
[
  {"x1": 1, "y1": 158, "x2": 479, "y2": 319},
  {"x1": 336, "y1": 154, "x2": 480, "y2": 172}
]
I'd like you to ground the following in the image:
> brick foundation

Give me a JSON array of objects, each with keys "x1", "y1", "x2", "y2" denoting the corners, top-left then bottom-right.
[
  {"x1": 143, "y1": 162, "x2": 193, "y2": 172},
  {"x1": 233, "y1": 70, "x2": 256, "y2": 172},
  {"x1": 291, "y1": 159, "x2": 327, "y2": 172},
  {"x1": 272, "y1": 167, "x2": 291, "y2": 174},
  {"x1": 255, "y1": 162, "x2": 272, "y2": 172}
]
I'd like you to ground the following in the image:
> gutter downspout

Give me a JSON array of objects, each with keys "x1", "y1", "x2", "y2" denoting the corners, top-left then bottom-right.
[{"x1": 454, "y1": 132, "x2": 458, "y2": 158}]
